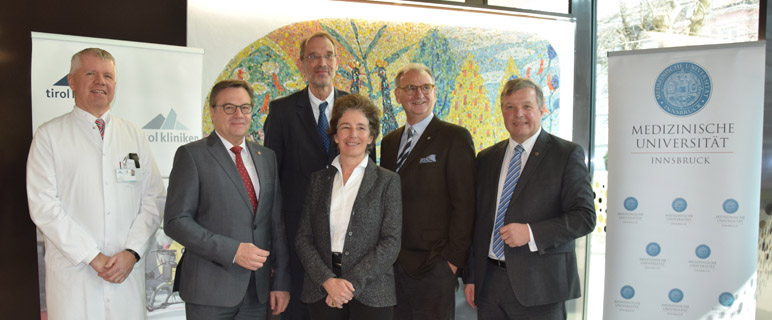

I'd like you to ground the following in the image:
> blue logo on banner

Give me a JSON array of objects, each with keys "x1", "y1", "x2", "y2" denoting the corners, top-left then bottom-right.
[
  {"x1": 45, "y1": 74, "x2": 73, "y2": 99},
  {"x1": 695, "y1": 244, "x2": 711, "y2": 259},
  {"x1": 654, "y1": 62, "x2": 712, "y2": 117},
  {"x1": 669, "y1": 288, "x2": 684, "y2": 303},
  {"x1": 719, "y1": 292, "x2": 735, "y2": 307},
  {"x1": 624, "y1": 197, "x2": 638, "y2": 211},
  {"x1": 672, "y1": 198, "x2": 687, "y2": 212},
  {"x1": 620, "y1": 285, "x2": 635, "y2": 299},
  {"x1": 723, "y1": 199, "x2": 739, "y2": 214},
  {"x1": 646, "y1": 242, "x2": 661, "y2": 257}
]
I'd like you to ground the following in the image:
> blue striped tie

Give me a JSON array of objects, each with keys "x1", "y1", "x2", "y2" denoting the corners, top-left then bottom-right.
[
  {"x1": 318, "y1": 102, "x2": 330, "y2": 154},
  {"x1": 492, "y1": 144, "x2": 524, "y2": 259}
]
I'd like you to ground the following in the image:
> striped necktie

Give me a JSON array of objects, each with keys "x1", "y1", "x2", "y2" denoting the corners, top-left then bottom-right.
[
  {"x1": 491, "y1": 144, "x2": 524, "y2": 259},
  {"x1": 95, "y1": 118, "x2": 105, "y2": 140},
  {"x1": 395, "y1": 127, "x2": 415, "y2": 172}
]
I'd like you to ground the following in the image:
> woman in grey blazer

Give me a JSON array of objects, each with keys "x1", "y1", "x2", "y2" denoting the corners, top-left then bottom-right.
[{"x1": 295, "y1": 94, "x2": 402, "y2": 320}]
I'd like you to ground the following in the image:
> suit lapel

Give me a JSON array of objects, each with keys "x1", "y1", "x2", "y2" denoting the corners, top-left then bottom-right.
[
  {"x1": 296, "y1": 87, "x2": 327, "y2": 155},
  {"x1": 206, "y1": 132, "x2": 254, "y2": 215},
  {"x1": 246, "y1": 141, "x2": 265, "y2": 218},
  {"x1": 509, "y1": 130, "x2": 550, "y2": 205},
  {"x1": 401, "y1": 116, "x2": 440, "y2": 171},
  {"x1": 351, "y1": 159, "x2": 377, "y2": 214},
  {"x1": 482, "y1": 141, "x2": 508, "y2": 229},
  {"x1": 385, "y1": 127, "x2": 405, "y2": 169},
  {"x1": 318, "y1": 167, "x2": 336, "y2": 253}
]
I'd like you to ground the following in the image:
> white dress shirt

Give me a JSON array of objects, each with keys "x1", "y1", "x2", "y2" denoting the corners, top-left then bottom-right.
[
  {"x1": 488, "y1": 128, "x2": 542, "y2": 260},
  {"x1": 329, "y1": 154, "x2": 369, "y2": 252}
]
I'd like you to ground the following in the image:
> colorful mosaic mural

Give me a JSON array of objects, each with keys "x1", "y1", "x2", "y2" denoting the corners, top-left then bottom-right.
[{"x1": 203, "y1": 18, "x2": 562, "y2": 152}]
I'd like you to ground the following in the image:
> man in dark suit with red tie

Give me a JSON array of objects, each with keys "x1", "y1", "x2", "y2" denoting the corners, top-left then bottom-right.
[
  {"x1": 463, "y1": 78, "x2": 596, "y2": 320},
  {"x1": 380, "y1": 63, "x2": 476, "y2": 320}
]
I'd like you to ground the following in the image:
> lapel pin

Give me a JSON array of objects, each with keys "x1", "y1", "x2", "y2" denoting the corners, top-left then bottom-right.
[
  {"x1": 534, "y1": 152, "x2": 539, "y2": 157},
  {"x1": 258, "y1": 151, "x2": 261, "y2": 155}
]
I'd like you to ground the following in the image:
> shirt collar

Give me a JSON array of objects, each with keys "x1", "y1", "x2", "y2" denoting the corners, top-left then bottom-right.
[
  {"x1": 508, "y1": 127, "x2": 541, "y2": 155},
  {"x1": 73, "y1": 105, "x2": 112, "y2": 124},
  {"x1": 406, "y1": 113, "x2": 434, "y2": 136},
  {"x1": 214, "y1": 131, "x2": 246, "y2": 151},
  {"x1": 308, "y1": 88, "x2": 334, "y2": 108},
  {"x1": 331, "y1": 153, "x2": 370, "y2": 173}
]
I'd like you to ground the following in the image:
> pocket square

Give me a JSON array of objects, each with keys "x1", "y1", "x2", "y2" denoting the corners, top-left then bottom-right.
[{"x1": 419, "y1": 154, "x2": 437, "y2": 163}]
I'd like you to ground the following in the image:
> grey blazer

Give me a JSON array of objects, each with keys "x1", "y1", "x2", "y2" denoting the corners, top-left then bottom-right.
[
  {"x1": 164, "y1": 132, "x2": 290, "y2": 307},
  {"x1": 295, "y1": 158, "x2": 402, "y2": 307}
]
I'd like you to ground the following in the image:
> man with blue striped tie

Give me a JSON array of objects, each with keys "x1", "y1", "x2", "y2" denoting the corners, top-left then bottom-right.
[{"x1": 463, "y1": 78, "x2": 596, "y2": 320}]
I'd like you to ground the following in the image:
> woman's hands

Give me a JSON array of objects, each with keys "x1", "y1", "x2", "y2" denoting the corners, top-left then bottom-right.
[{"x1": 322, "y1": 278, "x2": 355, "y2": 308}]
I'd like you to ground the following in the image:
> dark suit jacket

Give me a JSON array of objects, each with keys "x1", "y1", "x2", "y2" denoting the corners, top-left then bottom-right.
[
  {"x1": 164, "y1": 132, "x2": 290, "y2": 307},
  {"x1": 467, "y1": 130, "x2": 596, "y2": 307},
  {"x1": 295, "y1": 158, "x2": 402, "y2": 307},
  {"x1": 380, "y1": 116, "x2": 475, "y2": 277},
  {"x1": 264, "y1": 87, "x2": 347, "y2": 249}
]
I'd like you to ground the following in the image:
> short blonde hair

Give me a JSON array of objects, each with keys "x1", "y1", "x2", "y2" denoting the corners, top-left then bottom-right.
[{"x1": 70, "y1": 48, "x2": 115, "y2": 74}]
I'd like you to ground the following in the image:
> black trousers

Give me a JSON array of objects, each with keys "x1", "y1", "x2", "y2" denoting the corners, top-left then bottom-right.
[
  {"x1": 476, "y1": 259, "x2": 565, "y2": 320},
  {"x1": 308, "y1": 298, "x2": 393, "y2": 320},
  {"x1": 393, "y1": 260, "x2": 457, "y2": 320}
]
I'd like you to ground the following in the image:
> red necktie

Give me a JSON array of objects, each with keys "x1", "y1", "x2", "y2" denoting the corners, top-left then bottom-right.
[
  {"x1": 95, "y1": 119, "x2": 105, "y2": 139},
  {"x1": 230, "y1": 146, "x2": 258, "y2": 213}
]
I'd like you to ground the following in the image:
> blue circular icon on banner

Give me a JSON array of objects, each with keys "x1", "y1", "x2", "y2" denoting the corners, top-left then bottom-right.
[
  {"x1": 624, "y1": 197, "x2": 638, "y2": 211},
  {"x1": 620, "y1": 285, "x2": 635, "y2": 299},
  {"x1": 654, "y1": 62, "x2": 712, "y2": 117},
  {"x1": 695, "y1": 244, "x2": 711, "y2": 259},
  {"x1": 672, "y1": 198, "x2": 687, "y2": 212},
  {"x1": 669, "y1": 288, "x2": 684, "y2": 303},
  {"x1": 719, "y1": 292, "x2": 735, "y2": 307},
  {"x1": 723, "y1": 199, "x2": 739, "y2": 214},
  {"x1": 646, "y1": 242, "x2": 661, "y2": 257}
]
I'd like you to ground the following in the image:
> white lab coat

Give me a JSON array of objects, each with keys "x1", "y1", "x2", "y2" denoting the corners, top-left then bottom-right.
[{"x1": 27, "y1": 106, "x2": 165, "y2": 320}]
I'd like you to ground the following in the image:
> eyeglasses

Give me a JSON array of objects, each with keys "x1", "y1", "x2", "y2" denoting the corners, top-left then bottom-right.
[
  {"x1": 213, "y1": 103, "x2": 253, "y2": 114},
  {"x1": 303, "y1": 54, "x2": 336, "y2": 62},
  {"x1": 398, "y1": 84, "x2": 435, "y2": 95}
]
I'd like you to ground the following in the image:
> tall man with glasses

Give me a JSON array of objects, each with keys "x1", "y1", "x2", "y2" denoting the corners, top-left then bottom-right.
[
  {"x1": 380, "y1": 63, "x2": 476, "y2": 320},
  {"x1": 165, "y1": 79, "x2": 290, "y2": 320},
  {"x1": 463, "y1": 79, "x2": 595, "y2": 320},
  {"x1": 264, "y1": 31, "x2": 374, "y2": 320}
]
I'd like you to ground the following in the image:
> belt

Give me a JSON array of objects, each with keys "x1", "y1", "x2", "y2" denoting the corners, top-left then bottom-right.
[
  {"x1": 332, "y1": 252, "x2": 343, "y2": 276},
  {"x1": 488, "y1": 257, "x2": 506, "y2": 269}
]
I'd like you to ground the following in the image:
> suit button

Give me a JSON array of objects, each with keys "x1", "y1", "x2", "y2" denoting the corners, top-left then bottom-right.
[{"x1": 253, "y1": 225, "x2": 257, "y2": 230}]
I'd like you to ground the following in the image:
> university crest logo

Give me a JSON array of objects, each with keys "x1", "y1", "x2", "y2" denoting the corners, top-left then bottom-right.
[{"x1": 654, "y1": 62, "x2": 712, "y2": 116}]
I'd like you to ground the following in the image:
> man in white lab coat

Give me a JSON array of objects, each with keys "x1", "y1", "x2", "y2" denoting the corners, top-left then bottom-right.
[{"x1": 26, "y1": 47, "x2": 165, "y2": 319}]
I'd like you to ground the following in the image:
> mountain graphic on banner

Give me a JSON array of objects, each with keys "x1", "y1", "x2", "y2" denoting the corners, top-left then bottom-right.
[
  {"x1": 143, "y1": 109, "x2": 189, "y2": 130},
  {"x1": 54, "y1": 75, "x2": 69, "y2": 86}
]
